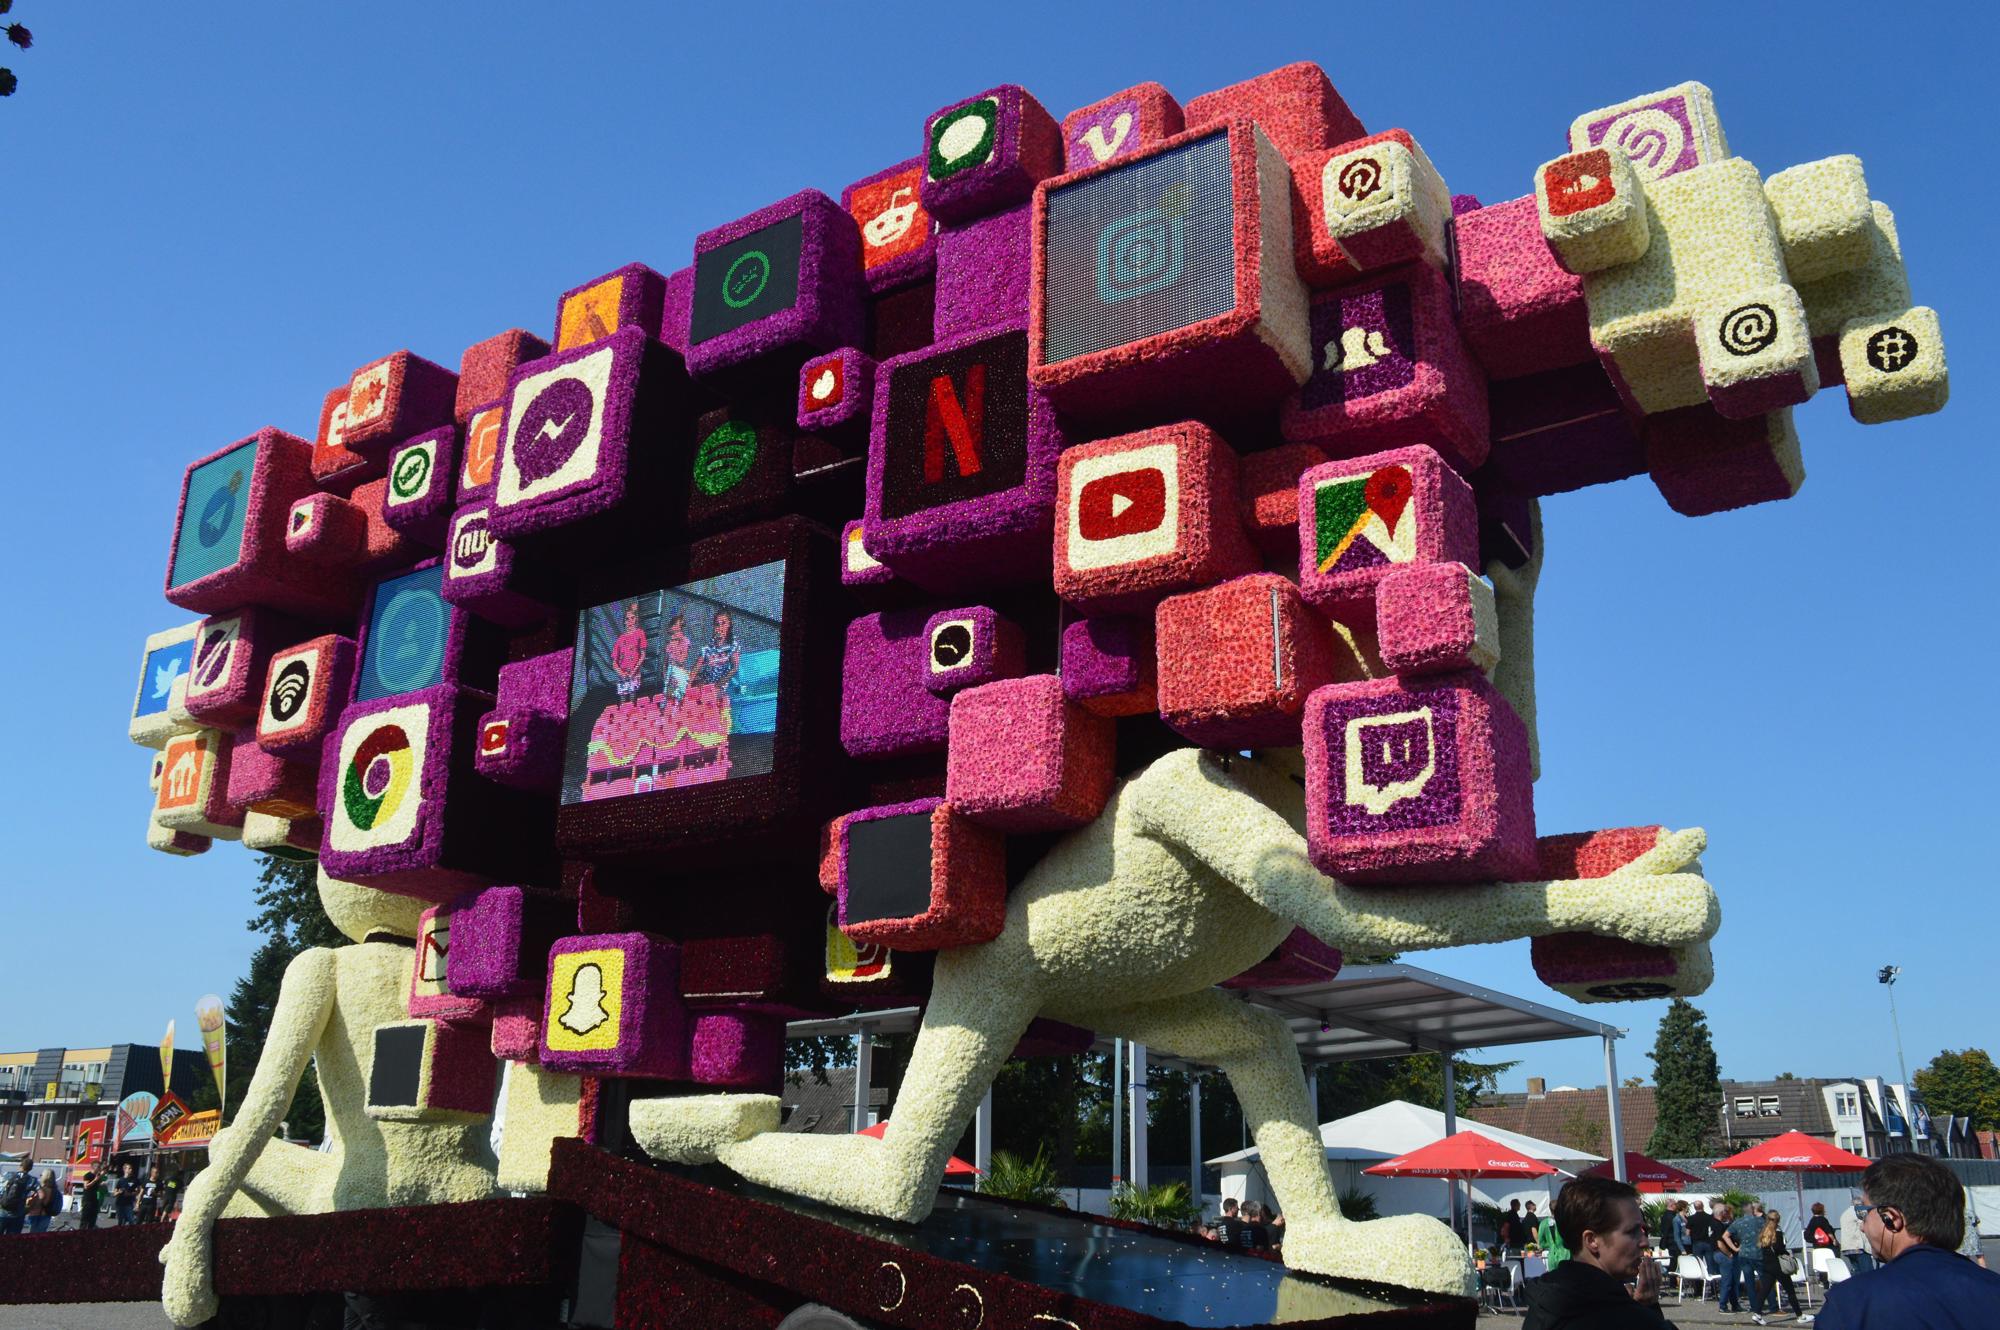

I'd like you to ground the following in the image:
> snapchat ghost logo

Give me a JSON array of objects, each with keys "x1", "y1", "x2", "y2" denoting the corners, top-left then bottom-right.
[
  {"x1": 559, "y1": 964, "x2": 610, "y2": 1035},
  {"x1": 545, "y1": 948, "x2": 625, "y2": 1052}
]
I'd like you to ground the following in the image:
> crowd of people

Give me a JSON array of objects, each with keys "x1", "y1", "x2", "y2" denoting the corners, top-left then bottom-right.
[
  {"x1": 0, "y1": 1158, "x2": 184, "y2": 1234},
  {"x1": 1512, "y1": 1153, "x2": 1999, "y2": 1328},
  {"x1": 1201, "y1": 1195, "x2": 1284, "y2": 1250}
]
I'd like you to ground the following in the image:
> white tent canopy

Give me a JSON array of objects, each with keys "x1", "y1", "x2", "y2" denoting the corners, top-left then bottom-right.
[{"x1": 1207, "y1": 1099, "x2": 1604, "y2": 1224}]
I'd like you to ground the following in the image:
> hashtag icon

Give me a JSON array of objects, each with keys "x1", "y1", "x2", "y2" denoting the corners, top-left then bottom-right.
[{"x1": 1867, "y1": 327, "x2": 1916, "y2": 373}]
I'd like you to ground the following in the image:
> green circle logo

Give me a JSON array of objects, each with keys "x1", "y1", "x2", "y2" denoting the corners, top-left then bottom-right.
[
  {"x1": 391, "y1": 446, "x2": 433, "y2": 501},
  {"x1": 693, "y1": 420, "x2": 759, "y2": 496},
  {"x1": 721, "y1": 250, "x2": 772, "y2": 309}
]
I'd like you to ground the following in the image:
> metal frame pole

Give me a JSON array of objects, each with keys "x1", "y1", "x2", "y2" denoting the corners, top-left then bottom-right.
[
  {"x1": 1130, "y1": 1043, "x2": 1149, "y2": 1191},
  {"x1": 975, "y1": 1089, "x2": 992, "y2": 1183},
  {"x1": 1605, "y1": 1035, "x2": 1627, "y2": 1181},
  {"x1": 1111, "y1": 1039, "x2": 1124, "y2": 1189},
  {"x1": 1190, "y1": 1072, "x2": 1203, "y2": 1205},
  {"x1": 851, "y1": 1029, "x2": 873, "y2": 1133}
]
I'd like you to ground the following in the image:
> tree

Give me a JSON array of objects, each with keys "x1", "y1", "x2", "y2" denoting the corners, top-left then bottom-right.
[
  {"x1": 1647, "y1": 999, "x2": 1722, "y2": 1156},
  {"x1": 1913, "y1": 1048, "x2": 2000, "y2": 1131},
  {"x1": 216, "y1": 856, "x2": 340, "y2": 1140},
  {"x1": 1313, "y1": 1051, "x2": 1517, "y2": 1121}
]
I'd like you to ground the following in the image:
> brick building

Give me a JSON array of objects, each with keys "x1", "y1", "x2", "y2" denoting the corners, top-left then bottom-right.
[{"x1": 0, "y1": 1042, "x2": 210, "y2": 1171}]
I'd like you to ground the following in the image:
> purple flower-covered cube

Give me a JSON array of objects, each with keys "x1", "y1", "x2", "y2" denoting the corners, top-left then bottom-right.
[
  {"x1": 1296, "y1": 445, "x2": 1480, "y2": 624},
  {"x1": 473, "y1": 647, "x2": 572, "y2": 791},
  {"x1": 687, "y1": 1011, "x2": 786, "y2": 1092},
  {"x1": 224, "y1": 722, "x2": 317, "y2": 821},
  {"x1": 843, "y1": 159, "x2": 936, "y2": 294},
  {"x1": 1644, "y1": 403, "x2": 1805, "y2": 517},
  {"x1": 489, "y1": 327, "x2": 685, "y2": 542},
  {"x1": 934, "y1": 201, "x2": 1032, "y2": 340},
  {"x1": 553, "y1": 262, "x2": 669, "y2": 353},
  {"x1": 1061, "y1": 81, "x2": 1184, "y2": 172},
  {"x1": 449, "y1": 884, "x2": 570, "y2": 1002},
  {"x1": 921, "y1": 605, "x2": 1024, "y2": 698},
  {"x1": 686, "y1": 406, "x2": 799, "y2": 537},
  {"x1": 1059, "y1": 613, "x2": 1157, "y2": 718},
  {"x1": 864, "y1": 325, "x2": 1063, "y2": 593},
  {"x1": 380, "y1": 426, "x2": 459, "y2": 547},
  {"x1": 1484, "y1": 363, "x2": 1646, "y2": 498},
  {"x1": 919, "y1": 85, "x2": 1062, "y2": 225},
  {"x1": 1280, "y1": 263, "x2": 1489, "y2": 471},
  {"x1": 165, "y1": 428, "x2": 361, "y2": 618},
  {"x1": 353, "y1": 557, "x2": 504, "y2": 703},
  {"x1": 540, "y1": 931, "x2": 688, "y2": 1079},
  {"x1": 441, "y1": 504, "x2": 555, "y2": 629},
  {"x1": 1452, "y1": 195, "x2": 1592, "y2": 381},
  {"x1": 1302, "y1": 670, "x2": 1537, "y2": 885},
  {"x1": 683, "y1": 190, "x2": 866, "y2": 381},
  {"x1": 840, "y1": 609, "x2": 952, "y2": 760}
]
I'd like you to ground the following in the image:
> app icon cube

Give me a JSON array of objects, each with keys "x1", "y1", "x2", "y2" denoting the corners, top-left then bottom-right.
[
  {"x1": 256, "y1": 632, "x2": 356, "y2": 760},
  {"x1": 441, "y1": 504, "x2": 553, "y2": 629},
  {"x1": 687, "y1": 407, "x2": 798, "y2": 537},
  {"x1": 1839, "y1": 306, "x2": 1947, "y2": 424},
  {"x1": 1535, "y1": 147, "x2": 1649, "y2": 274},
  {"x1": 843, "y1": 159, "x2": 936, "y2": 294},
  {"x1": 685, "y1": 189, "x2": 866, "y2": 380},
  {"x1": 381, "y1": 426, "x2": 458, "y2": 546},
  {"x1": 311, "y1": 383, "x2": 379, "y2": 493},
  {"x1": 1054, "y1": 421, "x2": 1256, "y2": 613},
  {"x1": 797, "y1": 347, "x2": 875, "y2": 438},
  {"x1": 354, "y1": 560, "x2": 490, "y2": 703},
  {"x1": 129, "y1": 621, "x2": 201, "y2": 749},
  {"x1": 1280, "y1": 263, "x2": 1488, "y2": 469},
  {"x1": 1308, "y1": 132, "x2": 1453, "y2": 277},
  {"x1": 864, "y1": 326, "x2": 1063, "y2": 592},
  {"x1": 1302, "y1": 670, "x2": 1537, "y2": 884},
  {"x1": 1694, "y1": 284, "x2": 1817, "y2": 418},
  {"x1": 555, "y1": 262, "x2": 668, "y2": 352},
  {"x1": 922, "y1": 605, "x2": 1024, "y2": 697},
  {"x1": 456, "y1": 328, "x2": 550, "y2": 423},
  {"x1": 340, "y1": 350, "x2": 459, "y2": 455},
  {"x1": 473, "y1": 648, "x2": 571, "y2": 791},
  {"x1": 947, "y1": 674, "x2": 1115, "y2": 832},
  {"x1": 1031, "y1": 122, "x2": 1312, "y2": 420},
  {"x1": 490, "y1": 328, "x2": 684, "y2": 541},
  {"x1": 1156, "y1": 573, "x2": 1336, "y2": 748},
  {"x1": 457, "y1": 400, "x2": 506, "y2": 503},
  {"x1": 1063, "y1": 81, "x2": 1183, "y2": 172},
  {"x1": 1059, "y1": 613, "x2": 1157, "y2": 718},
  {"x1": 1297, "y1": 446, "x2": 1479, "y2": 623},
  {"x1": 541, "y1": 932, "x2": 688, "y2": 1079},
  {"x1": 1567, "y1": 81, "x2": 1728, "y2": 187},
  {"x1": 154, "y1": 728, "x2": 243, "y2": 839},
  {"x1": 409, "y1": 901, "x2": 489, "y2": 1022},
  {"x1": 838, "y1": 518, "x2": 896, "y2": 589},
  {"x1": 166, "y1": 428, "x2": 360, "y2": 618},
  {"x1": 840, "y1": 609, "x2": 952, "y2": 759},
  {"x1": 365, "y1": 1018, "x2": 495, "y2": 1121},
  {"x1": 835, "y1": 798, "x2": 1007, "y2": 949},
  {"x1": 921, "y1": 84, "x2": 1062, "y2": 225}
]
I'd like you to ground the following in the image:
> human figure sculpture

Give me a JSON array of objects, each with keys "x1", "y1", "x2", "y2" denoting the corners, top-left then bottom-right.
[{"x1": 159, "y1": 873, "x2": 500, "y2": 1326}]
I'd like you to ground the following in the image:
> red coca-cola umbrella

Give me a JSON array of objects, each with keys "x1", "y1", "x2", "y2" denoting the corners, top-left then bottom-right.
[
  {"x1": 1710, "y1": 1132, "x2": 1871, "y2": 1309},
  {"x1": 1365, "y1": 1131, "x2": 1559, "y2": 1251},
  {"x1": 856, "y1": 1120, "x2": 982, "y2": 1178},
  {"x1": 1580, "y1": 1151, "x2": 1704, "y2": 1192}
]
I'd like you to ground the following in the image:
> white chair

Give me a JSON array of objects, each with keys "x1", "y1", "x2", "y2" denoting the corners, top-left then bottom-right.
[
  {"x1": 1675, "y1": 1254, "x2": 1721, "y2": 1303},
  {"x1": 1814, "y1": 1249, "x2": 1853, "y2": 1284}
]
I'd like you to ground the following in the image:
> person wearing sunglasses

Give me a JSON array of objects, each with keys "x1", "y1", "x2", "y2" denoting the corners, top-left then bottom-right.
[{"x1": 1816, "y1": 1154, "x2": 2000, "y2": 1329}]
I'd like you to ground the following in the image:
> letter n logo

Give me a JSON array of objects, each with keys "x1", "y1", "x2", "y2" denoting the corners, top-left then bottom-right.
[{"x1": 923, "y1": 364, "x2": 986, "y2": 483}]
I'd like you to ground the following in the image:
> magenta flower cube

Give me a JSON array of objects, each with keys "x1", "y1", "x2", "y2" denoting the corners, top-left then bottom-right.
[
  {"x1": 1279, "y1": 263, "x2": 1489, "y2": 471},
  {"x1": 840, "y1": 609, "x2": 951, "y2": 759},
  {"x1": 946, "y1": 675, "x2": 1115, "y2": 832},
  {"x1": 1059, "y1": 613, "x2": 1157, "y2": 718},
  {"x1": 1376, "y1": 561, "x2": 1501, "y2": 678},
  {"x1": 441, "y1": 504, "x2": 555, "y2": 629},
  {"x1": 224, "y1": 723, "x2": 317, "y2": 821},
  {"x1": 255, "y1": 632, "x2": 356, "y2": 761},
  {"x1": 834, "y1": 798, "x2": 1007, "y2": 951},
  {"x1": 864, "y1": 325, "x2": 1063, "y2": 592},
  {"x1": 687, "y1": 1011, "x2": 786, "y2": 1092},
  {"x1": 1155, "y1": 573, "x2": 1336, "y2": 748},
  {"x1": 921, "y1": 605, "x2": 1025, "y2": 697},
  {"x1": 340, "y1": 350, "x2": 459, "y2": 456},
  {"x1": 539, "y1": 931, "x2": 688, "y2": 1079},
  {"x1": 1452, "y1": 195, "x2": 1592, "y2": 381},
  {"x1": 934, "y1": 201, "x2": 1032, "y2": 340},
  {"x1": 449, "y1": 884, "x2": 570, "y2": 1002},
  {"x1": 473, "y1": 648, "x2": 571, "y2": 791},
  {"x1": 1054, "y1": 421, "x2": 1257, "y2": 615},
  {"x1": 1644, "y1": 403, "x2": 1804, "y2": 517},
  {"x1": 919, "y1": 85, "x2": 1062, "y2": 225},
  {"x1": 1302, "y1": 670, "x2": 1537, "y2": 885},
  {"x1": 1061, "y1": 81, "x2": 1184, "y2": 173},
  {"x1": 1296, "y1": 445, "x2": 1479, "y2": 624},
  {"x1": 165, "y1": 428, "x2": 361, "y2": 619},
  {"x1": 182, "y1": 607, "x2": 298, "y2": 728},
  {"x1": 843, "y1": 158, "x2": 936, "y2": 294},
  {"x1": 1183, "y1": 61, "x2": 1364, "y2": 158},
  {"x1": 1030, "y1": 121, "x2": 1312, "y2": 422},
  {"x1": 683, "y1": 190, "x2": 866, "y2": 380}
]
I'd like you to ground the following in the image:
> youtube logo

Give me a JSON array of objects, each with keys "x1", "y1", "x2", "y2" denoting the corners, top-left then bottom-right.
[
  {"x1": 1063, "y1": 441, "x2": 1180, "y2": 573},
  {"x1": 1056, "y1": 423, "x2": 1255, "y2": 612}
]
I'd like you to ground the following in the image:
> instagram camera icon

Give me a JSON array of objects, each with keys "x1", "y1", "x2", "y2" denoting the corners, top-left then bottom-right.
[{"x1": 1096, "y1": 186, "x2": 1188, "y2": 304}]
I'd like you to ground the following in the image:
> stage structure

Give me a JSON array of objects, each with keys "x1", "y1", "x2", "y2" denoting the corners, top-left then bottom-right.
[{"x1": 90, "y1": 61, "x2": 1946, "y2": 1330}]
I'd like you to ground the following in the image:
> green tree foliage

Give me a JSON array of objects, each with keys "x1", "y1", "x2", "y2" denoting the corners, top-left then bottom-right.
[
  {"x1": 979, "y1": 1146, "x2": 1067, "y2": 1207},
  {"x1": 1913, "y1": 1048, "x2": 2000, "y2": 1131},
  {"x1": 218, "y1": 856, "x2": 340, "y2": 1140},
  {"x1": 1647, "y1": 999, "x2": 1722, "y2": 1156},
  {"x1": 1313, "y1": 1051, "x2": 1517, "y2": 1120}
]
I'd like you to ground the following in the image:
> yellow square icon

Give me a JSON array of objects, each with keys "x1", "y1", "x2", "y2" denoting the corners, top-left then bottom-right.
[
  {"x1": 557, "y1": 277, "x2": 625, "y2": 352},
  {"x1": 545, "y1": 948, "x2": 626, "y2": 1052}
]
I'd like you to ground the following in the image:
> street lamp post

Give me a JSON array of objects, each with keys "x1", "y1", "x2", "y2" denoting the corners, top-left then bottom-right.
[{"x1": 1878, "y1": 965, "x2": 1915, "y2": 1154}]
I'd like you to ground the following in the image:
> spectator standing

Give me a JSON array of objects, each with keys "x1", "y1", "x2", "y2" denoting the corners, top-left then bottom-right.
[
  {"x1": 1501, "y1": 1199, "x2": 1525, "y2": 1250},
  {"x1": 1538, "y1": 1201, "x2": 1573, "y2": 1265},
  {"x1": 1658, "y1": 1200, "x2": 1683, "y2": 1259},
  {"x1": 1757, "y1": 1208, "x2": 1809, "y2": 1323},
  {"x1": 1519, "y1": 1175, "x2": 1672, "y2": 1329},
  {"x1": 0, "y1": 1159, "x2": 31, "y2": 1235},
  {"x1": 25, "y1": 1169, "x2": 60, "y2": 1233},
  {"x1": 1687, "y1": 1201, "x2": 1718, "y2": 1270},
  {"x1": 1958, "y1": 1191, "x2": 1985, "y2": 1269},
  {"x1": 1237, "y1": 1201, "x2": 1272, "y2": 1251},
  {"x1": 77, "y1": 1170, "x2": 102, "y2": 1230},
  {"x1": 136, "y1": 1163, "x2": 164, "y2": 1223},
  {"x1": 1806, "y1": 1201, "x2": 1839, "y2": 1253},
  {"x1": 1817, "y1": 1153, "x2": 2000, "y2": 1329},
  {"x1": 112, "y1": 1163, "x2": 138, "y2": 1226},
  {"x1": 1837, "y1": 1196, "x2": 1875, "y2": 1273},
  {"x1": 1208, "y1": 1196, "x2": 1243, "y2": 1245}
]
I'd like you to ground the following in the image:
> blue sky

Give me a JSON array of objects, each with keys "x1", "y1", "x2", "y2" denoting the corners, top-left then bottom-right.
[{"x1": 0, "y1": 3, "x2": 1991, "y2": 1100}]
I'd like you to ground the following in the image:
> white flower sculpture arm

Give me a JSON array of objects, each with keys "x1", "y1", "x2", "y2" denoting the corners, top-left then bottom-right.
[
  {"x1": 161, "y1": 947, "x2": 337, "y2": 1328},
  {"x1": 1486, "y1": 496, "x2": 1544, "y2": 781},
  {"x1": 1124, "y1": 748, "x2": 1719, "y2": 957}
]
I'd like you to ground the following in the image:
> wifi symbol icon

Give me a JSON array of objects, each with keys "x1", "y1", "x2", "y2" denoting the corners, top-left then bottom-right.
[{"x1": 268, "y1": 659, "x2": 313, "y2": 724}]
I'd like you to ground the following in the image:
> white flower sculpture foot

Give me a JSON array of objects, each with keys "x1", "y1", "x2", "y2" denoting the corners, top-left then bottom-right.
[
  {"x1": 629, "y1": 1093, "x2": 779, "y2": 1165},
  {"x1": 1280, "y1": 1214, "x2": 1475, "y2": 1299}
]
